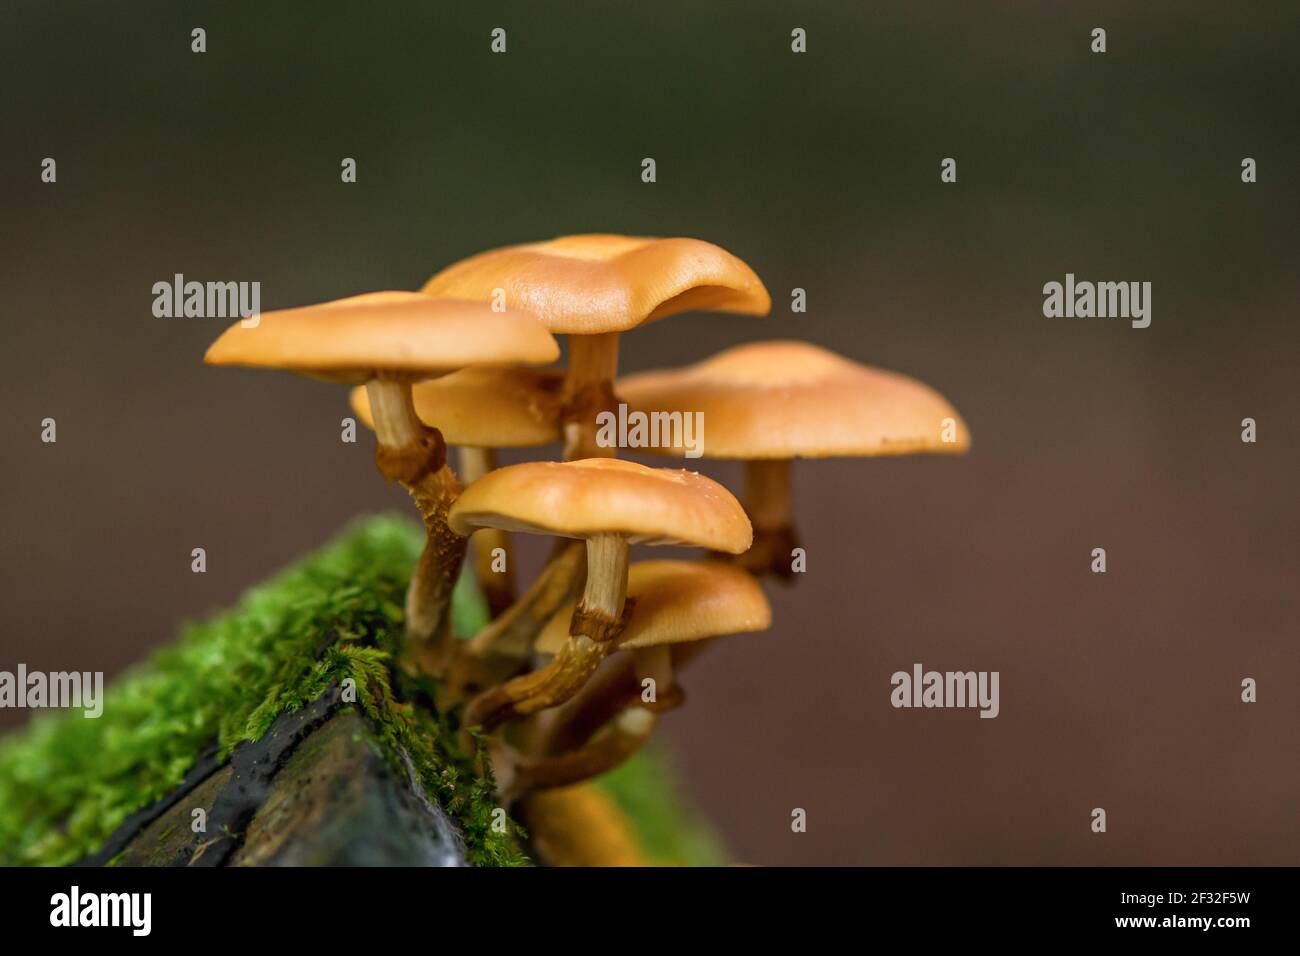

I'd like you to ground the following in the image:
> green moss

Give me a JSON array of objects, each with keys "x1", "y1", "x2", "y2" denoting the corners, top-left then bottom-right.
[
  {"x1": 0, "y1": 515, "x2": 522, "y2": 867},
  {"x1": 450, "y1": 564, "x2": 492, "y2": 638},
  {"x1": 596, "y1": 748, "x2": 729, "y2": 866},
  {"x1": 0, "y1": 514, "x2": 724, "y2": 868}
]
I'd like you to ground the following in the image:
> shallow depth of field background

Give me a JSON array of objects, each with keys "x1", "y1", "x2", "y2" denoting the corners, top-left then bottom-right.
[{"x1": 2, "y1": 2, "x2": 1297, "y2": 865}]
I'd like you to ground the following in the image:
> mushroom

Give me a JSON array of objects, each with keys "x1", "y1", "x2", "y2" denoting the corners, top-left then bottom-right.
[
  {"x1": 421, "y1": 234, "x2": 771, "y2": 460},
  {"x1": 617, "y1": 340, "x2": 971, "y2": 578},
  {"x1": 507, "y1": 559, "x2": 771, "y2": 796},
  {"x1": 204, "y1": 291, "x2": 559, "y2": 673},
  {"x1": 537, "y1": 559, "x2": 770, "y2": 695},
  {"x1": 351, "y1": 367, "x2": 564, "y2": 617},
  {"x1": 418, "y1": 235, "x2": 768, "y2": 694},
  {"x1": 447, "y1": 458, "x2": 752, "y2": 730},
  {"x1": 350, "y1": 366, "x2": 563, "y2": 451},
  {"x1": 518, "y1": 784, "x2": 649, "y2": 867}
]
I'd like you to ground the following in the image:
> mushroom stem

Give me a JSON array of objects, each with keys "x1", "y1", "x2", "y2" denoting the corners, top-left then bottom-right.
[
  {"x1": 539, "y1": 657, "x2": 640, "y2": 755},
  {"x1": 542, "y1": 643, "x2": 698, "y2": 755},
  {"x1": 458, "y1": 446, "x2": 515, "y2": 618},
  {"x1": 401, "y1": 464, "x2": 466, "y2": 675},
  {"x1": 504, "y1": 705, "x2": 657, "y2": 803},
  {"x1": 635, "y1": 645, "x2": 673, "y2": 698},
  {"x1": 561, "y1": 333, "x2": 620, "y2": 460},
  {"x1": 745, "y1": 458, "x2": 793, "y2": 530},
  {"x1": 447, "y1": 539, "x2": 587, "y2": 701},
  {"x1": 518, "y1": 783, "x2": 649, "y2": 867},
  {"x1": 365, "y1": 377, "x2": 428, "y2": 451},
  {"x1": 574, "y1": 533, "x2": 630, "y2": 635},
  {"x1": 464, "y1": 533, "x2": 631, "y2": 731},
  {"x1": 463, "y1": 633, "x2": 609, "y2": 731},
  {"x1": 364, "y1": 377, "x2": 466, "y2": 676},
  {"x1": 734, "y1": 458, "x2": 800, "y2": 580}
]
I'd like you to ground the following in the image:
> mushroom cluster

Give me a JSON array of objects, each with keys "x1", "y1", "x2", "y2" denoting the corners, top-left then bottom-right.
[{"x1": 204, "y1": 234, "x2": 969, "y2": 811}]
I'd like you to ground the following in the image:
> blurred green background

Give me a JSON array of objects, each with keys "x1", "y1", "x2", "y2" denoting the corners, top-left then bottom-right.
[{"x1": 2, "y1": 2, "x2": 1297, "y2": 864}]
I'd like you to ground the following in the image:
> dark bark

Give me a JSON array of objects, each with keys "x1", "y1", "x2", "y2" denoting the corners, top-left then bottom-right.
[{"x1": 90, "y1": 700, "x2": 468, "y2": 867}]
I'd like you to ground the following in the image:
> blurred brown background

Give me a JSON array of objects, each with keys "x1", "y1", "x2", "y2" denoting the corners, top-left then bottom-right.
[{"x1": 2, "y1": 2, "x2": 1297, "y2": 864}]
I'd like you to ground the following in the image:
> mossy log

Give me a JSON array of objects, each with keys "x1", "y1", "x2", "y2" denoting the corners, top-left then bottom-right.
[
  {"x1": 0, "y1": 517, "x2": 725, "y2": 867},
  {"x1": 96, "y1": 702, "x2": 468, "y2": 867}
]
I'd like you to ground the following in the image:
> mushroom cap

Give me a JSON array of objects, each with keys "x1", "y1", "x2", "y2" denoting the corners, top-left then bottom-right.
[
  {"x1": 349, "y1": 367, "x2": 563, "y2": 448},
  {"x1": 617, "y1": 340, "x2": 971, "y2": 459},
  {"x1": 204, "y1": 291, "x2": 559, "y2": 385},
  {"x1": 420, "y1": 235, "x2": 771, "y2": 335},
  {"x1": 447, "y1": 458, "x2": 753, "y2": 553},
  {"x1": 536, "y1": 560, "x2": 771, "y2": 654}
]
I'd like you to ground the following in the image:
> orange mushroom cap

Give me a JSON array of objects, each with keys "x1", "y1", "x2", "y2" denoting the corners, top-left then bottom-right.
[
  {"x1": 536, "y1": 560, "x2": 771, "y2": 655},
  {"x1": 421, "y1": 235, "x2": 771, "y2": 335},
  {"x1": 448, "y1": 458, "x2": 753, "y2": 553},
  {"x1": 618, "y1": 340, "x2": 971, "y2": 459},
  {"x1": 350, "y1": 367, "x2": 563, "y2": 448},
  {"x1": 204, "y1": 291, "x2": 559, "y2": 385}
]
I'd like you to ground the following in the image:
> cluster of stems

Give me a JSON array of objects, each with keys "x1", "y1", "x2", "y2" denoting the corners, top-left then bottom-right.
[
  {"x1": 375, "y1": 338, "x2": 656, "y2": 802},
  {"x1": 384, "y1": 335, "x2": 783, "y2": 804}
]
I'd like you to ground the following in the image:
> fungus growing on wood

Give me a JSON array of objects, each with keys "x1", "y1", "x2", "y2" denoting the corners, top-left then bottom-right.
[
  {"x1": 205, "y1": 291, "x2": 558, "y2": 673},
  {"x1": 187, "y1": 238, "x2": 972, "y2": 865},
  {"x1": 421, "y1": 235, "x2": 770, "y2": 459},
  {"x1": 448, "y1": 458, "x2": 752, "y2": 730},
  {"x1": 352, "y1": 366, "x2": 565, "y2": 617},
  {"x1": 535, "y1": 559, "x2": 770, "y2": 692},
  {"x1": 503, "y1": 560, "x2": 771, "y2": 798}
]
